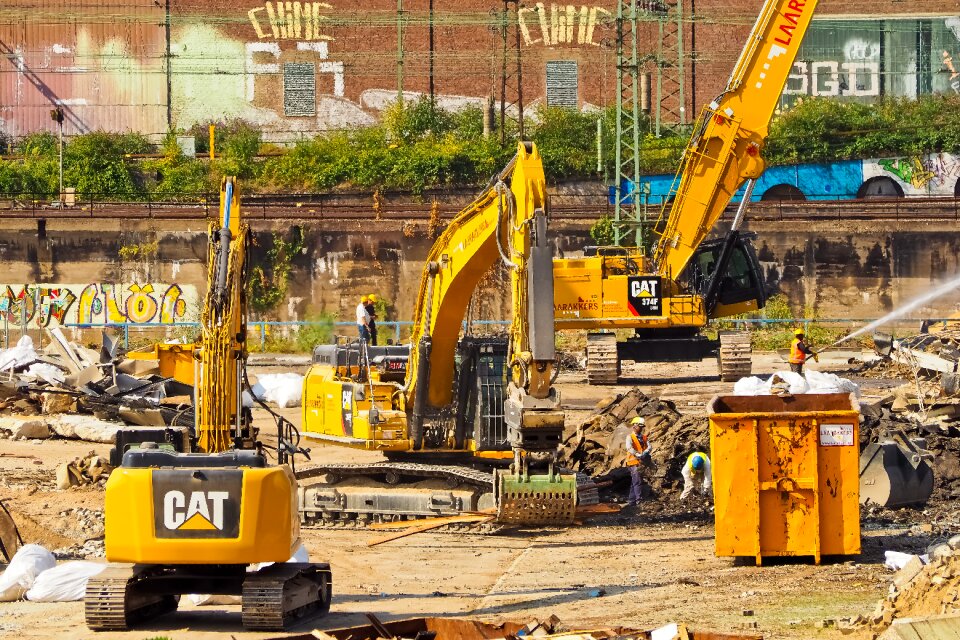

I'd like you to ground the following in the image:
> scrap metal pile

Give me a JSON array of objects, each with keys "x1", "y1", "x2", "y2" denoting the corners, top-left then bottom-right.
[{"x1": 0, "y1": 330, "x2": 194, "y2": 445}]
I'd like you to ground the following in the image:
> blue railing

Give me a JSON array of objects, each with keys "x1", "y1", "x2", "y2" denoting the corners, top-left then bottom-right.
[{"x1": 1, "y1": 316, "x2": 941, "y2": 351}]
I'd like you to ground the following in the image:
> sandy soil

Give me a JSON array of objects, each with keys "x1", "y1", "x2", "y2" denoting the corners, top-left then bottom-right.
[{"x1": 0, "y1": 352, "x2": 922, "y2": 640}]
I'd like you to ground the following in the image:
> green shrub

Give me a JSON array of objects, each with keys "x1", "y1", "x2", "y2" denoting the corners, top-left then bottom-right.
[
  {"x1": 64, "y1": 131, "x2": 151, "y2": 199},
  {"x1": 296, "y1": 313, "x2": 336, "y2": 351}
]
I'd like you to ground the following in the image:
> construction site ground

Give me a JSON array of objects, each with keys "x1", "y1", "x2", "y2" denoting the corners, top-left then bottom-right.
[{"x1": 0, "y1": 351, "x2": 935, "y2": 639}]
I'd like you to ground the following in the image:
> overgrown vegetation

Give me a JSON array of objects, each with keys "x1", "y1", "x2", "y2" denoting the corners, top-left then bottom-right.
[
  {"x1": 3, "y1": 95, "x2": 960, "y2": 200},
  {"x1": 248, "y1": 227, "x2": 306, "y2": 314}
]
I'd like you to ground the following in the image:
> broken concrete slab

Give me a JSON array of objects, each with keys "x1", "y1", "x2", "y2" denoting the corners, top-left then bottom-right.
[
  {"x1": 118, "y1": 407, "x2": 166, "y2": 427},
  {"x1": 116, "y1": 358, "x2": 160, "y2": 377},
  {"x1": 0, "y1": 416, "x2": 51, "y2": 439},
  {"x1": 879, "y1": 613, "x2": 960, "y2": 640},
  {"x1": 47, "y1": 415, "x2": 123, "y2": 443},
  {"x1": 40, "y1": 392, "x2": 76, "y2": 415},
  {"x1": 894, "y1": 556, "x2": 926, "y2": 588}
]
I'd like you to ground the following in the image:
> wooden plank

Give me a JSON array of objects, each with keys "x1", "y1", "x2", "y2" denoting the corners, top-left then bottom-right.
[
  {"x1": 367, "y1": 512, "x2": 496, "y2": 531},
  {"x1": 367, "y1": 516, "x2": 494, "y2": 546}
]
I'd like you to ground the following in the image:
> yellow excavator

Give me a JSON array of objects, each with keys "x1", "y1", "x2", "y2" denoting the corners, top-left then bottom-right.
[
  {"x1": 85, "y1": 179, "x2": 331, "y2": 630},
  {"x1": 299, "y1": 142, "x2": 580, "y2": 526},
  {"x1": 554, "y1": 0, "x2": 820, "y2": 384}
]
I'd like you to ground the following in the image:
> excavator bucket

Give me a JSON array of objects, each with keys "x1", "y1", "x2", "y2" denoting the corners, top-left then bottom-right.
[
  {"x1": 873, "y1": 332, "x2": 894, "y2": 357},
  {"x1": 859, "y1": 435, "x2": 934, "y2": 508},
  {"x1": 494, "y1": 470, "x2": 577, "y2": 526}
]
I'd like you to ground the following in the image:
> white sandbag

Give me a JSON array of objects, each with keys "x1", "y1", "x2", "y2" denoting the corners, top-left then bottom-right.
[
  {"x1": 733, "y1": 376, "x2": 768, "y2": 396},
  {"x1": 0, "y1": 335, "x2": 38, "y2": 372},
  {"x1": 190, "y1": 544, "x2": 311, "y2": 604},
  {"x1": 188, "y1": 593, "x2": 242, "y2": 606},
  {"x1": 884, "y1": 550, "x2": 922, "y2": 571},
  {"x1": 252, "y1": 373, "x2": 304, "y2": 408},
  {"x1": 769, "y1": 370, "x2": 809, "y2": 394},
  {"x1": 241, "y1": 389, "x2": 255, "y2": 408},
  {"x1": 0, "y1": 544, "x2": 56, "y2": 601},
  {"x1": 25, "y1": 561, "x2": 105, "y2": 602}
]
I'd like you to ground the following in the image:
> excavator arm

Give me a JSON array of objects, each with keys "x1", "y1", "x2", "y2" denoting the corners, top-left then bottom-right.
[
  {"x1": 653, "y1": 0, "x2": 819, "y2": 281},
  {"x1": 405, "y1": 142, "x2": 562, "y2": 463}
]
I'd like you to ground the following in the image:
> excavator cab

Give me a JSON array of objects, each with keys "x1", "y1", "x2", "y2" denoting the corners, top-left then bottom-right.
[{"x1": 686, "y1": 234, "x2": 766, "y2": 319}]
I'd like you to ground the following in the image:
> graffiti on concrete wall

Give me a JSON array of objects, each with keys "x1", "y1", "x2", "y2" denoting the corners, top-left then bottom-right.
[
  {"x1": 0, "y1": 284, "x2": 198, "y2": 327},
  {"x1": 867, "y1": 153, "x2": 960, "y2": 195}
]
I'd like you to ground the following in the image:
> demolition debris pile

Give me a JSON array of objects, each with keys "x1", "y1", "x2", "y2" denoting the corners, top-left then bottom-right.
[
  {"x1": 0, "y1": 331, "x2": 194, "y2": 444},
  {"x1": 866, "y1": 538, "x2": 960, "y2": 631},
  {"x1": 558, "y1": 388, "x2": 709, "y2": 498}
]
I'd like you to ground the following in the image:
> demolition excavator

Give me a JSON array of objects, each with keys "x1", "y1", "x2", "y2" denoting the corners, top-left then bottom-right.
[
  {"x1": 299, "y1": 142, "x2": 579, "y2": 527},
  {"x1": 85, "y1": 179, "x2": 331, "y2": 631},
  {"x1": 554, "y1": 0, "x2": 822, "y2": 384}
]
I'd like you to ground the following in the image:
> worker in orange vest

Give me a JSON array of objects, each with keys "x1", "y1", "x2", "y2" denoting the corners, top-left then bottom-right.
[
  {"x1": 788, "y1": 328, "x2": 818, "y2": 374},
  {"x1": 625, "y1": 416, "x2": 652, "y2": 507}
]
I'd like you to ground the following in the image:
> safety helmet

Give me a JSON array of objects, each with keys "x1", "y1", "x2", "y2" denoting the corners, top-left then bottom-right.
[
  {"x1": 361, "y1": 295, "x2": 369, "y2": 303},
  {"x1": 368, "y1": 294, "x2": 378, "y2": 303},
  {"x1": 630, "y1": 416, "x2": 644, "y2": 427},
  {"x1": 794, "y1": 328, "x2": 804, "y2": 337},
  {"x1": 691, "y1": 454, "x2": 704, "y2": 471}
]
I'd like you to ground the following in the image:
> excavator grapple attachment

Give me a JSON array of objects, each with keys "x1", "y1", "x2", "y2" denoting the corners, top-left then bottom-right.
[
  {"x1": 859, "y1": 432, "x2": 934, "y2": 508},
  {"x1": 494, "y1": 469, "x2": 577, "y2": 526}
]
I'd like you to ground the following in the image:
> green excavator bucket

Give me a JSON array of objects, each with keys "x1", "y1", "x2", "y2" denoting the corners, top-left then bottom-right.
[{"x1": 494, "y1": 469, "x2": 577, "y2": 526}]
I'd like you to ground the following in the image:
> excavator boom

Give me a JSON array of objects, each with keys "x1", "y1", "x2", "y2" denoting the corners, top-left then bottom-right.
[{"x1": 653, "y1": 0, "x2": 819, "y2": 280}]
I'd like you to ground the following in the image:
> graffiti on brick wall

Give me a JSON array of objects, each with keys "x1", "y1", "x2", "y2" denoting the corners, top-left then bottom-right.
[
  {"x1": 0, "y1": 284, "x2": 198, "y2": 327},
  {"x1": 517, "y1": 3, "x2": 612, "y2": 48}
]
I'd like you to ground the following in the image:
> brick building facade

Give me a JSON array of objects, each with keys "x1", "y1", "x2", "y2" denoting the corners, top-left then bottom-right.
[{"x1": 1, "y1": 0, "x2": 958, "y2": 140}]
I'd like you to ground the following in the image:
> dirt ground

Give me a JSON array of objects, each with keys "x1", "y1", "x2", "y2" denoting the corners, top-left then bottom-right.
[{"x1": 0, "y1": 351, "x2": 934, "y2": 639}]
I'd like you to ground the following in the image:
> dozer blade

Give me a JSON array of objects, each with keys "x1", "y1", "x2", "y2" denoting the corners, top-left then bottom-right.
[
  {"x1": 873, "y1": 332, "x2": 894, "y2": 357},
  {"x1": 859, "y1": 441, "x2": 934, "y2": 508},
  {"x1": 494, "y1": 469, "x2": 577, "y2": 526}
]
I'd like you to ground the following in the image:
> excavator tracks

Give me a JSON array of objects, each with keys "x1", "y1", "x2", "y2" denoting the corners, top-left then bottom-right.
[
  {"x1": 718, "y1": 331, "x2": 753, "y2": 382},
  {"x1": 586, "y1": 333, "x2": 620, "y2": 385},
  {"x1": 242, "y1": 563, "x2": 332, "y2": 631},
  {"x1": 85, "y1": 563, "x2": 331, "y2": 632},
  {"x1": 84, "y1": 565, "x2": 179, "y2": 631},
  {"x1": 296, "y1": 462, "x2": 597, "y2": 530}
]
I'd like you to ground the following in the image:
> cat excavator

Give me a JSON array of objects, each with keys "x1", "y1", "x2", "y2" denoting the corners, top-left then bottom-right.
[
  {"x1": 554, "y1": 0, "x2": 821, "y2": 384},
  {"x1": 299, "y1": 142, "x2": 580, "y2": 527},
  {"x1": 85, "y1": 179, "x2": 331, "y2": 631}
]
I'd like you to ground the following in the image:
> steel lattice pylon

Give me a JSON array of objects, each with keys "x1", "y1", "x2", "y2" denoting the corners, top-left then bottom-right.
[{"x1": 613, "y1": 0, "x2": 686, "y2": 248}]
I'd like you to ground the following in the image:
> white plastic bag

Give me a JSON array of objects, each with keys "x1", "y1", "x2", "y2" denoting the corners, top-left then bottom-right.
[
  {"x1": 0, "y1": 544, "x2": 56, "y2": 601},
  {"x1": 25, "y1": 561, "x2": 105, "y2": 602},
  {"x1": 805, "y1": 370, "x2": 860, "y2": 398},
  {"x1": 0, "y1": 335, "x2": 38, "y2": 372},
  {"x1": 733, "y1": 376, "x2": 768, "y2": 396},
  {"x1": 770, "y1": 371, "x2": 809, "y2": 394}
]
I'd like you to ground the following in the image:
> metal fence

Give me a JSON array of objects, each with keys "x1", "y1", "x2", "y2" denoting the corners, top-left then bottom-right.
[
  {"x1": 2, "y1": 191, "x2": 960, "y2": 222},
  {"x1": 0, "y1": 316, "x2": 942, "y2": 353}
]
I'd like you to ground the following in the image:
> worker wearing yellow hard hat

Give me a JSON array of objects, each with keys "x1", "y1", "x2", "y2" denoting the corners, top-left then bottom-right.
[
  {"x1": 356, "y1": 295, "x2": 371, "y2": 342},
  {"x1": 364, "y1": 294, "x2": 379, "y2": 346},
  {"x1": 624, "y1": 416, "x2": 652, "y2": 508},
  {"x1": 788, "y1": 327, "x2": 818, "y2": 374}
]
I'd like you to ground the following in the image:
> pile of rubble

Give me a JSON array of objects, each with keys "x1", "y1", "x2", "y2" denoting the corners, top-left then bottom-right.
[
  {"x1": 864, "y1": 537, "x2": 960, "y2": 633},
  {"x1": 54, "y1": 452, "x2": 112, "y2": 489},
  {"x1": 0, "y1": 330, "x2": 194, "y2": 444},
  {"x1": 558, "y1": 388, "x2": 709, "y2": 499}
]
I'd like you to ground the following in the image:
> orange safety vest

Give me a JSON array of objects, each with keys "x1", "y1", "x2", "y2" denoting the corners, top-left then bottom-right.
[
  {"x1": 626, "y1": 433, "x2": 649, "y2": 466},
  {"x1": 789, "y1": 338, "x2": 807, "y2": 364}
]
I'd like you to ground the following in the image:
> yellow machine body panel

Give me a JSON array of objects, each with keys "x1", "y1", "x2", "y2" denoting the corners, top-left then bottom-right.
[
  {"x1": 104, "y1": 464, "x2": 300, "y2": 565},
  {"x1": 301, "y1": 364, "x2": 409, "y2": 451},
  {"x1": 553, "y1": 255, "x2": 709, "y2": 330},
  {"x1": 127, "y1": 343, "x2": 197, "y2": 385}
]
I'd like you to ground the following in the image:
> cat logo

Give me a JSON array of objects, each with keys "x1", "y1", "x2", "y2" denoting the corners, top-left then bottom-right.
[
  {"x1": 152, "y1": 470, "x2": 242, "y2": 538},
  {"x1": 627, "y1": 276, "x2": 663, "y2": 317},
  {"x1": 163, "y1": 490, "x2": 229, "y2": 531}
]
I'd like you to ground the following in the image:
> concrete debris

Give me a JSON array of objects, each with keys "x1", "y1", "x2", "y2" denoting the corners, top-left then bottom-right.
[
  {"x1": 0, "y1": 332, "x2": 197, "y2": 441},
  {"x1": 54, "y1": 452, "x2": 112, "y2": 489},
  {"x1": 865, "y1": 541, "x2": 960, "y2": 632},
  {"x1": 558, "y1": 388, "x2": 708, "y2": 499}
]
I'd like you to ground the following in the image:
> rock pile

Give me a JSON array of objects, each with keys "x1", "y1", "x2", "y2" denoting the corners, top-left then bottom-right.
[{"x1": 54, "y1": 452, "x2": 112, "y2": 489}]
